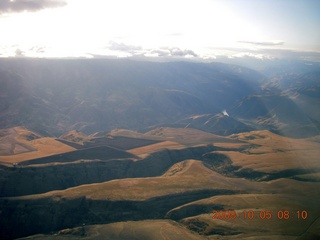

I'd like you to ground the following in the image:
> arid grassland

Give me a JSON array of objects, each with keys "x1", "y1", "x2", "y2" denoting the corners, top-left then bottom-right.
[{"x1": 0, "y1": 127, "x2": 319, "y2": 239}]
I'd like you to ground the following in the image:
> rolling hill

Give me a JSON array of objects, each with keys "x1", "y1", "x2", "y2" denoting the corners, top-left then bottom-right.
[
  {"x1": 0, "y1": 127, "x2": 319, "y2": 239},
  {"x1": 0, "y1": 58, "x2": 319, "y2": 239}
]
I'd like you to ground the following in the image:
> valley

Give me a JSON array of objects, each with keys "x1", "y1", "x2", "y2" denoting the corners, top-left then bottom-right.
[
  {"x1": 0, "y1": 58, "x2": 319, "y2": 239},
  {"x1": 1, "y1": 59, "x2": 319, "y2": 138},
  {"x1": 0, "y1": 127, "x2": 319, "y2": 239}
]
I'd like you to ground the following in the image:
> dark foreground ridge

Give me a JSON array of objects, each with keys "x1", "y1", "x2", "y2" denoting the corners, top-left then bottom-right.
[
  {"x1": 1, "y1": 144, "x2": 319, "y2": 198},
  {"x1": 0, "y1": 189, "x2": 240, "y2": 239},
  {"x1": 0, "y1": 145, "x2": 216, "y2": 197}
]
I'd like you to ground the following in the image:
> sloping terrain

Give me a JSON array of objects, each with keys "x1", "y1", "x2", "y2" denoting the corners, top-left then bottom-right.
[
  {"x1": 174, "y1": 113, "x2": 254, "y2": 136},
  {"x1": 0, "y1": 59, "x2": 265, "y2": 136},
  {"x1": 0, "y1": 127, "x2": 75, "y2": 165},
  {"x1": 0, "y1": 59, "x2": 319, "y2": 239},
  {"x1": 1, "y1": 59, "x2": 319, "y2": 138},
  {"x1": 0, "y1": 128, "x2": 319, "y2": 239},
  {"x1": 144, "y1": 127, "x2": 243, "y2": 145},
  {"x1": 229, "y1": 94, "x2": 319, "y2": 138},
  {"x1": 18, "y1": 220, "x2": 206, "y2": 240}
]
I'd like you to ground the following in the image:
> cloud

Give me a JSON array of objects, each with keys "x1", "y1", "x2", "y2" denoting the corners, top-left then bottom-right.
[
  {"x1": 238, "y1": 40, "x2": 284, "y2": 46},
  {"x1": 230, "y1": 52, "x2": 272, "y2": 60},
  {"x1": 166, "y1": 33, "x2": 183, "y2": 37},
  {"x1": 149, "y1": 47, "x2": 198, "y2": 58},
  {"x1": 29, "y1": 46, "x2": 45, "y2": 53},
  {"x1": 212, "y1": 47, "x2": 320, "y2": 62},
  {"x1": 105, "y1": 42, "x2": 198, "y2": 59},
  {"x1": 108, "y1": 41, "x2": 142, "y2": 52},
  {"x1": 258, "y1": 48, "x2": 320, "y2": 61},
  {"x1": 170, "y1": 48, "x2": 198, "y2": 57},
  {"x1": 0, "y1": 0, "x2": 66, "y2": 14},
  {"x1": 15, "y1": 48, "x2": 24, "y2": 57}
]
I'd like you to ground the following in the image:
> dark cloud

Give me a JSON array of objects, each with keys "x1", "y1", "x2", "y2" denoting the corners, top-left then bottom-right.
[
  {"x1": 238, "y1": 40, "x2": 284, "y2": 46},
  {"x1": 0, "y1": 0, "x2": 66, "y2": 14}
]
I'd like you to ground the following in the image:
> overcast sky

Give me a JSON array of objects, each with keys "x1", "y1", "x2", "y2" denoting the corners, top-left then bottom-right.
[{"x1": 0, "y1": 0, "x2": 319, "y2": 60}]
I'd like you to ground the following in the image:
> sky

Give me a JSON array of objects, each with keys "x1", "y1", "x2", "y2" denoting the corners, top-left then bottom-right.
[{"x1": 0, "y1": 0, "x2": 319, "y2": 60}]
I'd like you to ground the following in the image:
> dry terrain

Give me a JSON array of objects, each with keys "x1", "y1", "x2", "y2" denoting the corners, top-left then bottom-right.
[
  {"x1": 0, "y1": 127, "x2": 319, "y2": 240},
  {"x1": 0, "y1": 127, "x2": 75, "y2": 165}
]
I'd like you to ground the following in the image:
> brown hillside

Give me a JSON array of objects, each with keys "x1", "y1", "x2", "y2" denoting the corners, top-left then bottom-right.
[{"x1": 0, "y1": 127, "x2": 75, "y2": 165}]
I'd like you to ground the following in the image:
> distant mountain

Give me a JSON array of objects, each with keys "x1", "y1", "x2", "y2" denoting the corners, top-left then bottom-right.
[
  {"x1": 0, "y1": 58, "x2": 319, "y2": 137},
  {"x1": 1, "y1": 59, "x2": 320, "y2": 240},
  {"x1": 215, "y1": 58, "x2": 320, "y2": 79},
  {"x1": 229, "y1": 94, "x2": 319, "y2": 138},
  {"x1": 0, "y1": 59, "x2": 263, "y2": 135},
  {"x1": 173, "y1": 113, "x2": 253, "y2": 136},
  {"x1": 269, "y1": 70, "x2": 320, "y2": 121}
]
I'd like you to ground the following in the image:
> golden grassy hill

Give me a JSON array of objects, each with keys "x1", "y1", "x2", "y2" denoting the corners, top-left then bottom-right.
[
  {"x1": 59, "y1": 130, "x2": 89, "y2": 144},
  {"x1": 18, "y1": 220, "x2": 206, "y2": 240},
  {"x1": 1, "y1": 128, "x2": 320, "y2": 239},
  {"x1": 227, "y1": 130, "x2": 320, "y2": 172},
  {"x1": 128, "y1": 141, "x2": 186, "y2": 158},
  {"x1": 145, "y1": 127, "x2": 243, "y2": 145},
  {"x1": 0, "y1": 127, "x2": 75, "y2": 165},
  {"x1": 16, "y1": 160, "x2": 262, "y2": 201}
]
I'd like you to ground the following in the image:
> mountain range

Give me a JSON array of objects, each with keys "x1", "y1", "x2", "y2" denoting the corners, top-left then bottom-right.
[
  {"x1": 1, "y1": 58, "x2": 320, "y2": 239},
  {"x1": 1, "y1": 58, "x2": 318, "y2": 138}
]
